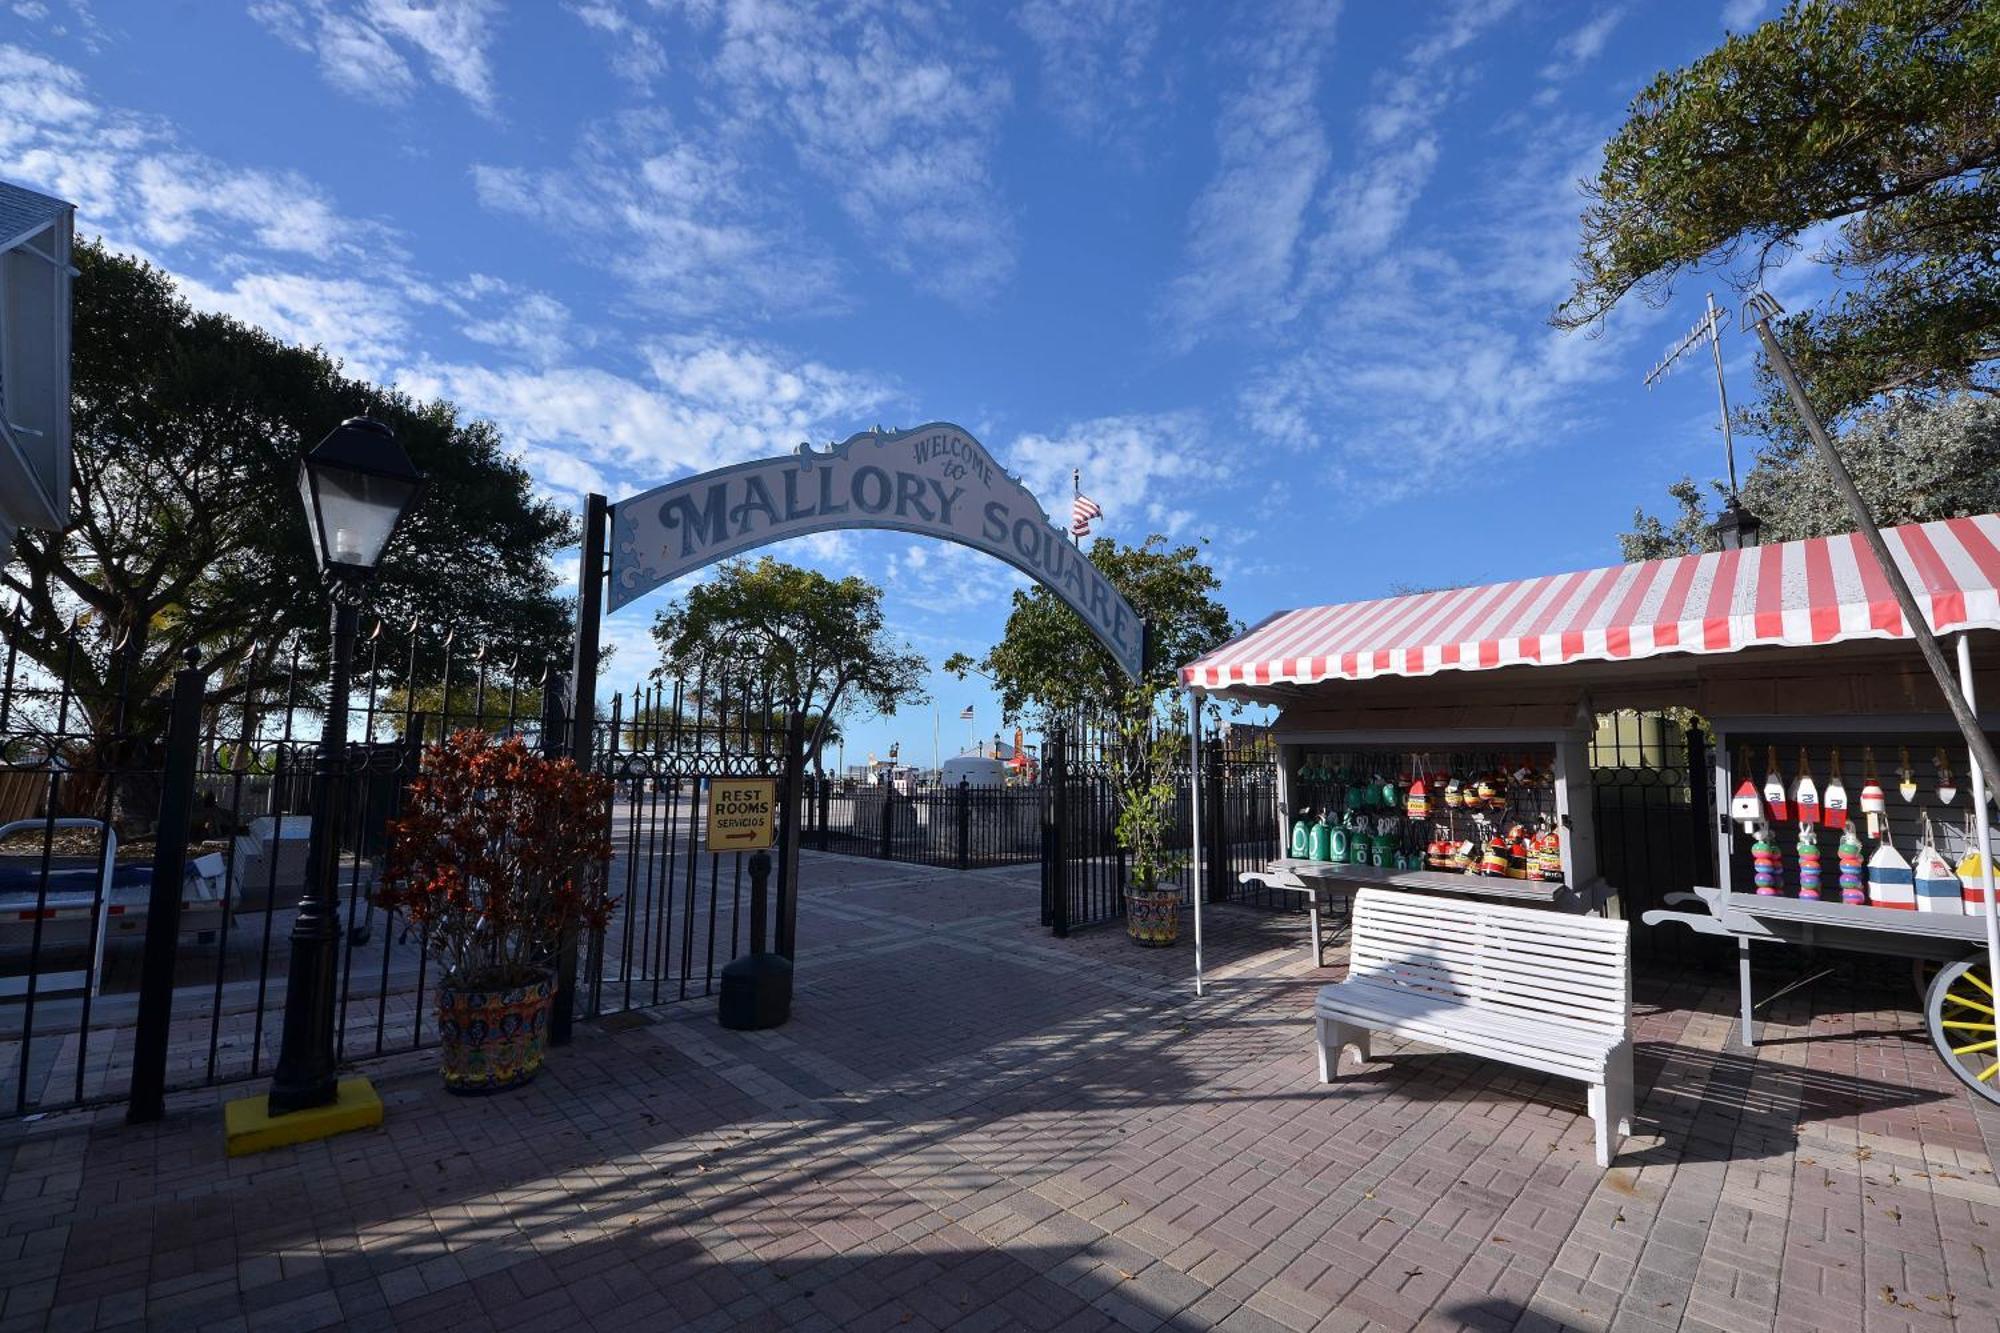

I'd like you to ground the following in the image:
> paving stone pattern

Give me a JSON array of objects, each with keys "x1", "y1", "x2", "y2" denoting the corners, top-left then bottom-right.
[{"x1": 3, "y1": 853, "x2": 2000, "y2": 1331}]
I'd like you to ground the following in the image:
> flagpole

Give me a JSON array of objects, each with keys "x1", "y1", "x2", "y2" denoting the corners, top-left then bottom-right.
[
  {"x1": 932, "y1": 706, "x2": 940, "y2": 783},
  {"x1": 1071, "y1": 467, "x2": 1081, "y2": 547}
]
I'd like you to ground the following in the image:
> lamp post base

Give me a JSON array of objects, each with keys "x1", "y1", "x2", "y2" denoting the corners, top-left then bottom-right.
[
  {"x1": 717, "y1": 953, "x2": 793, "y2": 1030},
  {"x1": 225, "y1": 1076, "x2": 382, "y2": 1157}
]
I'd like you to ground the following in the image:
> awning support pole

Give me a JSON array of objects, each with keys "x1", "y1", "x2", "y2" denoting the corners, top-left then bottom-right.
[
  {"x1": 1187, "y1": 688, "x2": 1205, "y2": 998},
  {"x1": 1960, "y1": 634, "x2": 2000, "y2": 990}
]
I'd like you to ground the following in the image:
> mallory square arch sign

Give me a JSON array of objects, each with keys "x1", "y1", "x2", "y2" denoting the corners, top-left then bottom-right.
[{"x1": 600, "y1": 422, "x2": 1147, "y2": 680}]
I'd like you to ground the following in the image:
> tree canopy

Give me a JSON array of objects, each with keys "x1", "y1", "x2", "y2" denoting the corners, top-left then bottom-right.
[
  {"x1": 1622, "y1": 396, "x2": 2000, "y2": 559},
  {"x1": 1557, "y1": 0, "x2": 1998, "y2": 438},
  {"x1": 948, "y1": 534, "x2": 1236, "y2": 722},
  {"x1": 649, "y1": 556, "x2": 928, "y2": 767},
  {"x1": 2, "y1": 242, "x2": 577, "y2": 741}
]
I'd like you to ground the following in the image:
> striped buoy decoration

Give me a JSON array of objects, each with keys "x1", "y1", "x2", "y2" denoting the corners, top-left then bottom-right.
[
  {"x1": 1751, "y1": 827, "x2": 1782, "y2": 895},
  {"x1": 1797, "y1": 825, "x2": 1821, "y2": 900},
  {"x1": 1838, "y1": 825, "x2": 1865, "y2": 905}
]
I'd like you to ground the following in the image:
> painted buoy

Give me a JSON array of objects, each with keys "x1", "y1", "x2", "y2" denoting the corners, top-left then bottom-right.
[
  {"x1": 1823, "y1": 748, "x2": 1849, "y2": 831},
  {"x1": 1868, "y1": 839, "x2": 1915, "y2": 910},
  {"x1": 1764, "y1": 746, "x2": 1789, "y2": 823},
  {"x1": 1915, "y1": 845, "x2": 1959, "y2": 913}
]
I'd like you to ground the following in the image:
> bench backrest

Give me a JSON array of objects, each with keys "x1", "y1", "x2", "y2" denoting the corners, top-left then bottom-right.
[{"x1": 1348, "y1": 889, "x2": 1630, "y2": 1034}]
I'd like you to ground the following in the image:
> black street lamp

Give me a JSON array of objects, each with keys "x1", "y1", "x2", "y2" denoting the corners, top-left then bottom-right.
[
  {"x1": 1714, "y1": 495, "x2": 1762, "y2": 551},
  {"x1": 268, "y1": 417, "x2": 425, "y2": 1114}
]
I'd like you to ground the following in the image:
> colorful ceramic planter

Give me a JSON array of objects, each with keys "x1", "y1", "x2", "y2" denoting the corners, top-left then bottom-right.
[
  {"x1": 436, "y1": 970, "x2": 555, "y2": 1094},
  {"x1": 1125, "y1": 887, "x2": 1181, "y2": 947}
]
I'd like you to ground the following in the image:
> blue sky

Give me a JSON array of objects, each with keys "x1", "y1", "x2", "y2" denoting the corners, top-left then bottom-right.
[{"x1": 2, "y1": 0, "x2": 1800, "y2": 765}]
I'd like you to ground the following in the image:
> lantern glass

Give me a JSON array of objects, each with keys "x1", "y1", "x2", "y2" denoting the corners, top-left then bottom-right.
[{"x1": 296, "y1": 417, "x2": 425, "y2": 573}]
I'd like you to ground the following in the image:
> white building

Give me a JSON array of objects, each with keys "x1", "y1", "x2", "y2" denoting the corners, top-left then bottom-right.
[{"x1": 0, "y1": 180, "x2": 74, "y2": 554}]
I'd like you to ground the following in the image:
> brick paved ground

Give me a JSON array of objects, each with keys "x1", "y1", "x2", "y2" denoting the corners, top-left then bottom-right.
[{"x1": 4, "y1": 852, "x2": 2000, "y2": 1332}]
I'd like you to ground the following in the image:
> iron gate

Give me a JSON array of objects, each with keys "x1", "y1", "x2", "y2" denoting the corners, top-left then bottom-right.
[
  {"x1": 1040, "y1": 718, "x2": 1279, "y2": 935},
  {"x1": 1590, "y1": 711, "x2": 1721, "y2": 966},
  {"x1": 587, "y1": 673, "x2": 798, "y2": 1016},
  {"x1": 0, "y1": 603, "x2": 800, "y2": 1120}
]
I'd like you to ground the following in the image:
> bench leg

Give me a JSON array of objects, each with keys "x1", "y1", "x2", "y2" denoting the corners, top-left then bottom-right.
[
  {"x1": 1588, "y1": 1048, "x2": 1634, "y2": 1169},
  {"x1": 1315, "y1": 1015, "x2": 1369, "y2": 1081},
  {"x1": 1588, "y1": 1083, "x2": 1614, "y2": 1169}
]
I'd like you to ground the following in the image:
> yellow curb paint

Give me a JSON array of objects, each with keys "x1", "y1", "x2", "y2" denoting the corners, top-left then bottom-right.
[{"x1": 223, "y1": 1077, "x2": 383, "y2": 1157}]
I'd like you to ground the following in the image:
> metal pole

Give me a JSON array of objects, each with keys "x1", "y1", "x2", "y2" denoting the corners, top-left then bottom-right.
[
  {"x1": 1187, "y1": 689, "x2": 1205, "y2": 998},
  {"x1": 1747, "y1": 298, "x2": 2000, "y2": 796},
  {"x1": 1960, "y1": 634, "x2": 2000, "y2": 989},
  {"x1": 552, "y1": 492, "x2": 607, "y2": 1045},
  {"x1": 127, "y1": 649, "x2": 207, "y2": 1123},
  {"x1": 268, "y1": 596, "x2": 357, "y2": 1113},
  {"x1": 1706, "y1": 292, "x2": 1740, "y2": 495}
]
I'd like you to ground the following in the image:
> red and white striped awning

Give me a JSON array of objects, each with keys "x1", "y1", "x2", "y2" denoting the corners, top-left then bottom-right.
[{"x1": 1183, "y1": 512, "x2": 2000, "y2": 691}]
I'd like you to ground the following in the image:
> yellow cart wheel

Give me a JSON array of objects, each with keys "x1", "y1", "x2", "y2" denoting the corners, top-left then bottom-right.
[{"x1": 1926, "y1": 957, "x2": 2000, "y2": 1108}]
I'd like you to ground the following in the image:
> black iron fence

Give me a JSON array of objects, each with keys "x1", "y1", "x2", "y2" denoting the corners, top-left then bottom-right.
[
  {"x1": 0, "y1": 608, "x2": 798, "y2": 1120},
  {"x1": 1041, "y1": 717, "x2": 1280, "y2": 935},
  {"x1": 806, "y1": 779, "x2": 1043, "y2": 869}
]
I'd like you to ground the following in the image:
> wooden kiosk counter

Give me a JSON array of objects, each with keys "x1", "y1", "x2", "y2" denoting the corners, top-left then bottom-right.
[{"x1": 1178, "y1": 513, "x2": 2000, "y2": 1106}]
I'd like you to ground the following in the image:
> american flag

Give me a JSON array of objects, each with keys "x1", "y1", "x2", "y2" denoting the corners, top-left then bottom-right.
[
  {"x1": 959, "y1": 705, "x2": 974, "y2": 720},
  {"x1": 1071, "y1": 493, "x2": 1103, "y2": 537}
]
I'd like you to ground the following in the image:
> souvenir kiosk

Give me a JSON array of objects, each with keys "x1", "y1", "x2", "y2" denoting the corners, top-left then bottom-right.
[{"x1": 1180, "y1": 513, "x2": 2000, "y2": 1104}]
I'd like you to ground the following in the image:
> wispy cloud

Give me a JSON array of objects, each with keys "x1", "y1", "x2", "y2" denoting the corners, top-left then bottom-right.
[
  {"x1": 399, "y1": 334, "x2": 897, "y2": 501},
  {"x1": 1720, "y1": 0, "x2": 1767, "y2": 31},
  {"x1": 1243, "y1": 117, "x2": 1652, "y2": 492},
  {"x1": 1161, "y1": 2, "x2": 1340, "y2": 343},
  {"x1": 1539, "y1": 7, "x2": 1625, "y2": 82},
  {"x1": 564, "y1": 0, "x2": 665, "y2": 87},
  {"x1": 1007, "y1": 411, "x2": 1223, "y2": 539},
  {"x1": 0, "y1": 43, "x2": 392, "y2": 267},
  {"x1": 249, "y1": 0, "x2": 503, "y2": 113},
  {"x1": 690, "y1": 0, "x2": 1018, "y2": 305},
  {"x1": 1015, "y1": 0, "x2": 1170, "y2": 151},
  {"x1": 472, "y1": 111, "x2": 844, "y2": 319}
]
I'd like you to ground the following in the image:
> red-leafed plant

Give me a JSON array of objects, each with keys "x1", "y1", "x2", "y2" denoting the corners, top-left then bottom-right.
[{"x1": 376, "y1": 730, "x2": 616, "y2": 989}]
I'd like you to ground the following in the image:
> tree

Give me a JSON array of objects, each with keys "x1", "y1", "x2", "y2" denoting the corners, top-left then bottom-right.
[
  {"x1": 2, "y1": 243, "x2": 578, "y2": 765},
  {"x1": 947, "y1": 535, "x2": 1237, "y2": 723},
  {"x1": 1624, "y1": 396, "x2": 2000, "y2": 557},
  {"x1": 650, "y1": 556, "x2": 928, "y2": 769},
  {"x1": 1556, "y1": 0, "x2": 1998, "y2": 439}
]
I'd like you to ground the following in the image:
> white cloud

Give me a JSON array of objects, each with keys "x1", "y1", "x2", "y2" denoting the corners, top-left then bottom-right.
[
  {"x1": 175, "y1": 270, "x2": 415, "y2": 379},
  {"x1": 884, "y1": 540, "x2": 1024, "y2": 616},
  {"x1": 249, "y1": 0, "x2": 502, "y2": 113},
  {"x1": 1162, "y1": 4, "x2": 1340, "y2": 342},
  {"x1": 1721, "y1": 0, "x2": 1766, "y2": 31},
  {"x1": 452, "y1": 276, "x2": 579, "y2": 367},
  {"x1": 565, "y1": 1, "x2": 666, "y2": 86},
  {"x1": 1015, "y1": 0, "x2": 1169, "y2": 149},
  {"x1": 1539, "y1": 8, "x2": 1625, "y2": 82},
  {"x1": 1242, "y1": 119, "x2": 1654, "y2": 493},
  {"x1": 1301, "y1": 0, "x2": 1520, "y2": 294},
  {"x1": 0, "y1": 43, "x2": 389, "y2": 266},
  {"x1": 1007, "y1": 411, "x2": 1224, "y2": 539},
  {"x1": 397, "y1": 334, "x2": 897, "y2": 495},
  {"x1": 686, "y1": 0, "x2": 1018, "y2": 304},
  {"x1": 472, "y1": 113, "x2": 844, "y2": 319}
]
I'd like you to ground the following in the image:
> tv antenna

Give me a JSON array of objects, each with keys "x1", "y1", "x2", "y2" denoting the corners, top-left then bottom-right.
[{"x1": 1645, "y1": 291, "x2": 1741, "y2": 496}]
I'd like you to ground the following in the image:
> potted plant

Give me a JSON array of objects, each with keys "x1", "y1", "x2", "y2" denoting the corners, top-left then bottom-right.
[
  {"x1": 1113, "y1": 694, "x2": 1188, "y2": 946},
  {"x1": 376, "y1": 730, "x2": 614, "y2": 1093}
]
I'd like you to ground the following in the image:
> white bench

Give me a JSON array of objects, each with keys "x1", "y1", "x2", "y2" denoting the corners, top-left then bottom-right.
[{"x1": 1314, "y1": 889, "x2": 1634, "y2": 1168}]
